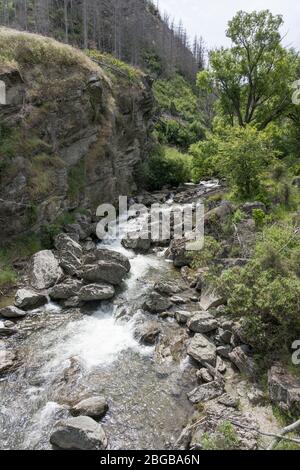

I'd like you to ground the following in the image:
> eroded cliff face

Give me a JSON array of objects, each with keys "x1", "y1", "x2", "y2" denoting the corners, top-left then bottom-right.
[{"x1": 0, "y1": 29, "x2": 154, "y2": 242}]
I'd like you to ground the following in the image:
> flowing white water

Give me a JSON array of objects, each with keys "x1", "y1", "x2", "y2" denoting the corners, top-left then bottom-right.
[{"x1": 0, "y1": 182, "x2": 220, "y2": 450}]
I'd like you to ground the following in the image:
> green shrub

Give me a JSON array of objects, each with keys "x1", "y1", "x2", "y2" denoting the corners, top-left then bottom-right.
[
  {"x1": 87, "y1": 50, "x2": 141, "y2": 82},
  {"x1": 67, "y1": 159, "x2": 86, "y2": 199},
  {"x1": 156, "y1": 119, "x2": 205, "y2": 149},
  {"x1": 40, "y1": 212, "x2": 76, "y2": 249},
  {"x1": 190, "y1": 136, "x2": 219, "y2": 181},
  {"x1": 217, "y1": 224, "x2": 300, "y2": 352},
  {"x1": 191, "y1": 126, "x2": 277, "y2": 197},
  {"x1": 0, "y1": 267, "x2": 17, "y2": 288},
  {"x1": 252, "y1": 209, "x2": 266, "y2": 228},
  {"x1": 142, "y1": 50, "x2": 162, "y2": 76},
  {"x1": 190, "y1": 236, "x2": 222, "y2": 268},
  {"x1": 202, "y1": 422, "x2": 240, "y2": 450},
  {"x1": 138, "y1": 146, "x2": 191, "y2": 191},
  {"x1": 153, "y1": 75, "x2": 200, "y2": 122},
  {"x1": 232, "y1": 209, "x2": 247, "y2": 224}
]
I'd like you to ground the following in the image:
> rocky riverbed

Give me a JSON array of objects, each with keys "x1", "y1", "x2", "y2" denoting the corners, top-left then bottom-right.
[{"x1": 0, "y1": 181, "x2": 299, "y2": 450}]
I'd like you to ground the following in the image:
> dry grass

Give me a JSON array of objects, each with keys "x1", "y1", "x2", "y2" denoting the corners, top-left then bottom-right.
[{"x1": 0, "y1": 27, "x2": 108, "y2": 83}]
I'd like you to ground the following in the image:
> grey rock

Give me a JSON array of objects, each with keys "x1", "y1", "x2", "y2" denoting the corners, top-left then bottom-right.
[
  {"x1": 216, "y1": 345, "x2": 232, "y2": 359},
  {"x1": 166, "y1": 239, "x2": 191, "y2": 268},
  {"x1": 29, "y1": 250, "x2": 63, "y2": 290},
  {"x1": 0, "y1": 326, "x2": 18, "y2": 337},
  {"x1": 154, "y1": 281, "x2": 182, "y2": 296},
  {"x1": 50, "y1": 416, "x2": 107, "y2": 450},
  {"x1": 218, "y1": 328, "x2": 232, "y2": 344},
  {"x1": 122, "y1": 234, "x2": 151, "y2": 253},
  {"x1": 143, "y1": 292, "x2": 172, "y2": 314},
  {"x1": 187, "y1": 311, "x2": 218, "y2": 334},
  {"x1": 83, "y1": 240, "x2": 97, "y2": 251},
  {"x1": 71, "y1": 397, "x2": 108, "y2": 419},
  {"x1": 190, "y1": 402, "x2": 258, "y2": 450},
  {"x1": 0, "y1": 349, "x2": 16, "y2": 374},
  {"x1": 187, "y1": 334, "x2": 217, "y2": 367},
  {"x1": 159, "y1": 311, "x2": 174, "y2": 319},
  {"x1": 55, "y1": 233, "x2": 83, "y2": 276},
  {"x1": 0, "y1": 305, "x2": 27, "y2": 319},
  {"x1": 63, "y1": 296, "x2": 81, "y2": 308},
  {"x1": 170, "y1": 295, "x2": 186, "y2": 305},
  {"x1": 218, "y1": 394, "x2": 239, "y2": 409},
  {"x1": 247, "y1": 387, "x2": 265, "y2": 406},
  {"x1": 199, "y1": 291, "x2": 224, "y2": 311},
  {"x1": 175, "y1": 310, "x2": 193, "y2": 325},
  {"x1": 84, "y1": 249, "x2": 131, "y2": 273},
  {"x1": 137, "y1": 322, "x2": 161, "y2": 345},
  {"x1": 268, "y1": 364, "x2": 300, "y2": 413},
  {"x1": 49, "y1": 279, "x2": 83, "y2": 300},
  {"x1": 188, "y1": 381, "x2": 225, "y2": 404},
  {"x1": 196, "y1": 368, "x2": 213, "y2": 383},
  {"x1": 204, "y1": 202, "x2": 233, "y2": 234},
  {"x1": 216, "y1": 356, "x2": 227, "y2": 374},
  {"x1": 14, "y1": 288, "x2": 47, "y2": 310},
  {"x1": 242, "y1": 201, "x2": 266, "y2": 214},
  {"x1": 81, "y1": 260, "x2": 128, "y2": 286},
  {"x1": 78, "y1": 283, "x2": 115, "y2": 302},
  {"x1": 229, "y1": 346, "x2": 257, "y2": 377}
]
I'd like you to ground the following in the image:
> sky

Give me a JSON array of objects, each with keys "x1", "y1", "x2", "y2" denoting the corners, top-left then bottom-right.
[{"x1": 157, "y1": 0, "x2": 300, "y2": 50}]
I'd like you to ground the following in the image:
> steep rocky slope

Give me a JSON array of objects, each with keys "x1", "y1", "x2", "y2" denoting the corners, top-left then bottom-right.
[{"x1": 0, "y1": 28, "x2": 154, "y2": 243}]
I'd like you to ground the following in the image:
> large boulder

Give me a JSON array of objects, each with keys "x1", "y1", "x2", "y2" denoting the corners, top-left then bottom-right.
[
  {"x1": 136, "y1": 322, "x2": 161, "y2": 345},
  {"x1": 71, "y1": 397, "x2": 108, "y2": 419},
  {"x1": 268, "y1": 364, "x2": 300, "y2": 413},
  {"x1": 122, "y1": 233, "x2": 151, "y2": 253},
  {"x1": 54, "y1": 233, "x2": 83, "y2": 276},
  {"x1": 166, "y1": 239, "x2": 191, "y2": 268},
  {"x1": 175, "y1": 310, "x2": 194, "y2": 325},
  {"x1": 187, "y1": 334, "x2": 217, "y2": 367},
  {"x1": 49, "y1": 279, "x2": 83, "y2": 300},
  {"x1": 78, "y1": 284, "x2": 115, "y2": 302},
  {"x1": 228, "y1": 346, "x2": 257, "y2": 377},
  {"x1": 199, "y1": 290, "x2": 224, "y2": 311},
  {"x1": 188, "y1": 381, "x2": 225, "y2": 404},
  {"x1": 29, "y1": 250, "x2": 63, "y2": 290},
  {"x1": 83, "y1": 249, "x2": 131, "y2": 273},
  {"x1": 81, "y1": 260, "x2": 128, "y2": 286},
  {"x1": 0, "y1": 305, "x2": 27, "y2": 319},
  {"x1": 187, "y1": 311, "x2": 218, "y2": 334},
  {"x1": 242, "y1": 201, "x2": 266, "y2": 214},
  {"x1": 154, "y1": 281, "x2": 182, "y2": 296},
  {"x1": 50, "y1": 416, "x2": 107, "y2": 450},
  {"x1": 143, "y1": 292, "x2": 172, "y2": 314},
  {"x1": 0, "y1": 349, "x2": 17, "y2": 374},
  {"x1": 204, "y1": 202, "x2": 233, "y2": 234},
  {"x1": 14, "y1": 288, "x2": 47, "y2": 310}
]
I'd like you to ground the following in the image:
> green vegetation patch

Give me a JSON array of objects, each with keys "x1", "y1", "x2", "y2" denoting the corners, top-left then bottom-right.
[
  {"x1": 87, "y1": 50, "x2": 142, "y2": 83},
  {"x1": 153, "y1": 74, "x2": 199, "y2": 122},
  {"x1": 136, "y1": 146, "x2": 192, "y2": 191},
  {"x1": 0, "y1": 27, "x2": 99, "y2": 72}
]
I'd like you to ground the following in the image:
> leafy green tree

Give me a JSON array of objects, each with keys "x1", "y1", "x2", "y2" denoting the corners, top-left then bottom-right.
[
  {"x1": 198, "y1": 10, "x2": 298, "y2": 129},
  {"x1": 217, "y1": 126, "x2": 276, "y2": 197},
  {"x1": 191, "y1": 125, "x2": 276, "y2": 197}
]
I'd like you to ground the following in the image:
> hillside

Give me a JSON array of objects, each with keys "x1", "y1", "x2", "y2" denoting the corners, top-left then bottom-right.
[
  {"x1": 0, "y1": 28, "x2": 155, "y2": 243},
  {"x1": 0, "y1": 0, "x2": 200, "y2": 81}
]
